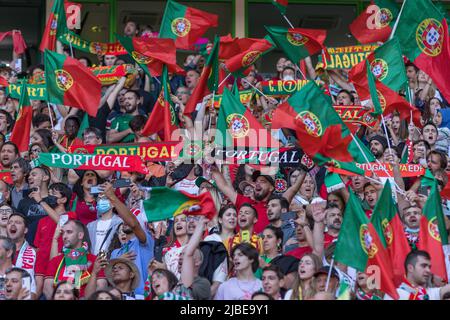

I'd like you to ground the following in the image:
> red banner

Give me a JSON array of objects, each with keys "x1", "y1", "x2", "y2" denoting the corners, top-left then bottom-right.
[{"x1": 329, "y1": 162, "x2": 425, "y2": 178}]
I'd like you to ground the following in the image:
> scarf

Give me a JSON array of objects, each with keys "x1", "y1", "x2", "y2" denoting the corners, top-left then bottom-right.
[
  {"x1": 399, "y1": 277, "x2": 429, "y2": 300},
  {"x1": 355, "y1": 288, "x2": 382, "y2": 300},
  {"x1": 14, "y1": 241, "x2": 36, "y2": 273},
  {"x1": 54, "y1": 243, "x2": 90, "y2": 289}
]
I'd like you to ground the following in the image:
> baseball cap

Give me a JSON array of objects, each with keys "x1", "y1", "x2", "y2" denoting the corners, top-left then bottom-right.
[
  {"x1": 270, "y1": 255, "x2": 299, "y2": 276},
  {"x1": 314, "y1": 266, "x2": 340, "y2": 280},
  {"x1": 252, "y1": 170, "x2": 275, "y2": 187},
  {"x1": 239, "y1": 180, "x2": 255, "y2": 193},
  {"x1": 195, "y1": 176, "x2": 217, "y2": 189}
]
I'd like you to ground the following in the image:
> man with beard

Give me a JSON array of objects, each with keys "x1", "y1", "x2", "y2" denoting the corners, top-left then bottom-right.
[
  {"x1": 311, "y1": 204, "x2": 343, "y2": 258},
  {"x1": 107, "y1": 90, "x2": 142, "y2": 143},
  {"x1": 385, "y1": 250, "x2": 450, "y2": 300},
  {"x1": 228, "y1": 203, "x2": 263, "y2": 255},
  {"x1": 52, "y1": 116, "x2": 83, "y2": 153},
  {"x1": 0, "y1": 141, "x2": 18, "y2": 170},
  {"x1": 401, "y1": 205, "x2": 422, "y2": 250},
  {"x1": 212, "y1": 167, "x2": 306, "y2": 234},
  {"x1": 336, "y1": 89, "x2": 355, "y2": 106},
  {"x1": 369, "y1": 135, "x2": 387, "y2": 160},
  {"x1": 363, "y1": 183, "x2": 379, "y2": 219},
  {"x1": 43, "y1": 220, "x2": 107, "y2": 299},
  {"x1": 266, "y1": 195, "x2": 296, "y2": 247}
]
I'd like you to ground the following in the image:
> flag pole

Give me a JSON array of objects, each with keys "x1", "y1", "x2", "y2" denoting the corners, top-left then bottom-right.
[
  {"x1": 282, "y1": 14, "x2": 295, "y2": 29},
  {"x1": 380, "y1": 114, "x2": 393, "y2": 154},
  {"x1": 219, "y1": 73, "x2": 232, "y2": 88},
  {"x1": 241, "y1": 78, "x2": 272, "y2": 101},
  {"x1": 46, "y1": 102, "x2": 55, "y2": 129},
  {"x1": 388, "y1": 0, "x2": 407, "y2": 40},
  {"x1": 294, "y1": 64, "x2": 307, "y2": 81},
  {"x1": 325, "y1": 256, "x2": 335, "y2": 292}
]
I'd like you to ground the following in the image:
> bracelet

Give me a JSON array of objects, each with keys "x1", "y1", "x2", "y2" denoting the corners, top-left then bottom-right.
[{"x1": 38, "y1": 200, "x2": 44, "y2": 205}]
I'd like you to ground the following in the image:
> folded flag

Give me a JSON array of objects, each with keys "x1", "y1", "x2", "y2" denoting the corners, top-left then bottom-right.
[
  {"x1": 159, "y1": 0, "x2": 218, "y2": 50},
  {"x1": 143, "y1": 187, "x2": 217, "y2": 222}
]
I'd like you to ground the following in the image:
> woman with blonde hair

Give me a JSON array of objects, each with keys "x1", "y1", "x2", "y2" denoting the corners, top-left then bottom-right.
[{"x1": 285, "y1": 253, "x2": 322, "y2": 300}]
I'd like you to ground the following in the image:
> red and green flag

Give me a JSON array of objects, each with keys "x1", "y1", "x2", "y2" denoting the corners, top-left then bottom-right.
[
  {"x1": 216, "y1": 88, "x2": 276, "y2": 149},
  {"x1": 272, "y1": 81, "x2": 374, "y2": 174},
  {"x1": 0, "y1": 76, "x2": 8, "y2": 87},
  {"x1": 272, "y1": 0, "x2": 288, "y2": 15},
  {"x1": 371, "y1": 180, "x2": 411, "y2": 286},
  {"x1": 418, "y1": 180, "x2": 449, "y2": 282},
  {"x1": 159, "y1": 0, "x2": 218, "y2": 50},
  {"x1": 117, "y1": 34, "x2": 184, "y2": 77},
  {"x1": 44, "y1": 50, "x2": 101, "y2": 117},
  {"x1": 349, "y1": 38, "x2": 421, "y2": 126},
  {"x1": 141, "y1": 65, "x2": 179, "y2": 141},
  {"x1": 39, "y1": 0, "x2": 66, "y2": 52},
  {"x1": 10, "y1": 82, "x2": 33, "y2": 153},
  {"x1": 143, "y1": 187, "x2": 217, "y2": 222},
  {"x1": 265, "y1": 26, "x2": 327, "y2": 64},
  {"x1": 349, "y1": 0, "x2": 399, "y2": 44},
  {"x1": 183, "y1": 36, "x2": 220, "y2": 115},
  {"x1": 334, "y1": 189, "x2": 399, "y2": 299},
  {"x1": 393, "y1": 0, "x2": 450, "y2": 104}
]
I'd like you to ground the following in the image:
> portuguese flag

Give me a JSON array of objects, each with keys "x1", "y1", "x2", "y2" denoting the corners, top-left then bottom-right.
[
  {"x1": 349, "y1": 0, "x2": 399, "y2": 44},
  {"x1": 334, "y1": 189, "x2": 399, "y2": 300},
  {"x1": 117, "y1": 34, "x2": 184, "y2": 77},
  {"x1": 0, "y1": 76, "x2": 7, "y2": 87},
  {"x1": 418, "y1": 180, "x2": 449, "y2": 282},
  {"x1": 183, "y1": 36, "x2": 220, "y2": 115},
  {"x1": 349, "y1": 38, "x2": 421, "y2": 126},
  {"x1": 159, "y1": 0, "x2": 218, "y2": 50},
  {"x1": 224, "y1": 38, "x2": 273, "y2": 76},
  {"x1": 272, "y1": 81, "x2": 374, "y2": 175},
  {"x1": 143, "y1": 187, "x2": 217, "y2": 222},
  {"x1": 10, "y1": 82, "x2": 33, "y2": 153},
  {"x1": 393, "y1": 0, "x2": 450, "y2": 104},
  {"x1": 39, "y1": 0, "x2": 65, "y2": 52},
  {"x1": 216, "y1": 88, "x2": 275, "y2": 149},
  {"x1": 272, "y1": 0, "x2": 288, "y2": 15},
  {"x1": 370, "y1": 181, "x2": 411, "y2": 286},
  {"x1": 44, "y1": 50, "x2": 101, "y2": 117},
  {"x1": 366, "y1": 59, "x2": 383, "y2": 117},
  {"x1": 141, "y1": 65, "x2": 179, "y2": 141},
  {"x1": 265, "y1": 26, "x2": 327, "y2": 64}
]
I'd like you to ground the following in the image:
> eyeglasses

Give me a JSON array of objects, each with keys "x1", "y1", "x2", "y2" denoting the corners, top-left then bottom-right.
[
  {"x1": 186, "y1": 215, "x2": 201, "y2": 222},
  {"x1": 0, "y1": 209, "x2": 12, "y2": 215},
  {"x1": 31, "y1": 149, "x2": 41, "y2": 154}
]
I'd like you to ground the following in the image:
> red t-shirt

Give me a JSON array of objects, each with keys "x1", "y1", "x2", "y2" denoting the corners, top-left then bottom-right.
[
  {"x1": 235, "y1": 194, "x2": 269, "y2": 234},
  {"x1": 324, "y1": 233, "x2": 338, "y2": 249},
  {"x1": 33, "y1": 212, "x2": 77, "y2": 276},
  {"x1": 45, "y1": 253, "x2": 105, "y2": 298},
  {"x1": 286, "y1": 246, "x2": 313, "y2": 260}
]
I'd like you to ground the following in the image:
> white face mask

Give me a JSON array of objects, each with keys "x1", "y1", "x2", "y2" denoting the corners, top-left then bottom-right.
[{"x1": 283, "y1": 75, "x2": 295, "y2": 81}]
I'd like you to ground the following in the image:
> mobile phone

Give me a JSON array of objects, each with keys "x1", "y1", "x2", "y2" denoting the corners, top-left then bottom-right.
[
  {"x1": 113, "y1": 179, "x2": 131, "y2": 189},
  {"x1": 59, "y1": 214, "x2": 69, "y2": 227},
  {"x1": 21, "y1": 277, "x2": 31, "y2": 300},
  {"x1": 30, "y1": 187, "x2": 38, "y2": 193},
  {"x1": 90, "y1": 186, "x2": 103, "y2": 194},
  {"x1": 241, "y1": 230, "x2": 250, "y2": 242}
]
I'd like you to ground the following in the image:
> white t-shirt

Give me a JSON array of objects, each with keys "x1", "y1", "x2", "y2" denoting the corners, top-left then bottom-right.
[
  {"x1": 94, "y1": 219, "x2": 112, "y2": 255},
  {"x1": 444, "y1": 244, "x2": 450, "y2": 283},
  {"x1": 384, "y1": 287, "x2": 441, "y2": 300},
  {"x1": 174, "y1": 178, "x2": 199, "y2": 195},
  {"x1": 214, "y1": 277, "x2": 262, "y2": 300}
]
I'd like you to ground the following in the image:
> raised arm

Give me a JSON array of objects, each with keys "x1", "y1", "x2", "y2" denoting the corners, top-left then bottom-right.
[
  {"x1": 106, "y1": 77, "x2": 126, "y2": 110},
  {"x1": 282, "y1": 169, "x2": 306, "y2": 204},
  {"x1": 210, "y1": 165, "x2": 237, "y2": 204}
]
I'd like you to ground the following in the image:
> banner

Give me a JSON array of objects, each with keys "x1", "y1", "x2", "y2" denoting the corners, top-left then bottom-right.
[
  {"x1": 212, "y1": 90, "x2": 253, "y2": 108},
  {"x1": 89, "y1": 64, "x2": 135, "y2": 85},
  {"x1": 33, "y1": 153, "x2": 149, "y2": 174},
  {"x1": 69, "y1": 141, "x2": 180, "y2": 162},
  {"x1": 317, "y1": 44, "x2": 378, "y2": 70},
  {"x1": 333, "y1": 105, "x2": 379, "y2": 128},
  {"x1": 261, "y1": 80, "x2": 322, "y2": 96},
  {"x1": 58, "y1": 30, "x2": 127, "y2": 55},
  {"x1": 328, "y1": 162, "x2": 425, "y2": 178},
  {"x1": 7, "y1": 83, "x2": 47, "y2": 100}
]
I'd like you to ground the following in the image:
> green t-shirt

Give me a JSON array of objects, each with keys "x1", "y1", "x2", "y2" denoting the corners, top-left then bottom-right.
[{"x1": 110, "y1": 114, "x2": 135, "y2": 143}]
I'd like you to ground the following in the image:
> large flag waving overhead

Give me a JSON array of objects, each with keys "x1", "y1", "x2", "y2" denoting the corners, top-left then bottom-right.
[
  {"x1": 117, "y1": 34, "x2": 184, "y2": 77},
  {"x1": 370, "y1": 181, "x2": 411, "y2": 286},
  {"x1": 272, "y1": 82, "x2": 374, "y2": 174},
  {"x1": 224, "y1": 38, "x2": 273, "y2": 76},
  {"x1": 418, "y1": 180, "x2": 449, "y2": 282},
  {"x1": 349, "y1": 0, "x2": 399, "y2": 44},
  {"x1": 141, "y1": 65, "x2": 179, "y2": 141},
  {"x1": 39, "y1": 0, "x2": 65, "y2": 52},
  {"x1": 10, "y1": 82, "x2": 33, "y2": 153},
  {"x1": 393, "y1": 0, "x2": 450, "y2": 103},
  {"x1": 349, "y1": 38, "x2": 421, "y2": 125},
  {"x1": 183, "y1": 36, "x2": 220, "y2": 115},
  {"x1": 159, "y1": 0, "x2": 218, "y2": 50},
  {"x1": 44, "y1": 50, "x2": 101, "y2": 117},
  {"x1": 335, "y1": 189, "x2": 399, "y2": 299},
  {"x1": 265, "y1": 26, "x2": 327, "y2": 64}
]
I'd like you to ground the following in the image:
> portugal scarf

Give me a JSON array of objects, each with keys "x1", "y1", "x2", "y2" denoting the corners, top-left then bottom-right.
[{"x1": 399, "y1": 278, "x2": 430, "y2": 300}]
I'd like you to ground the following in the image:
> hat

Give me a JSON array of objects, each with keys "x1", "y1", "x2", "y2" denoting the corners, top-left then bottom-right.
[
  {"x1": 238, "y1": 180, "x2": 255, "y2": 193},
  {"x1": 270, "y1": 255, "x2": 299, "y2": 276},
  {"x1": 195, "y1": 176, "x2": 217, "y2": 189},
  {"x1": 251, "y1": 170, "x2": 275, "y2": 187},
  {"x1": 105, "y1": 258, "x2": 140, "y2": 291},
  {"x1": 369, "y1": 135, "x2": 388, "y2": 150},
  {"x1": 314, "y1": 266, "x2": 340, "y2": 280}
]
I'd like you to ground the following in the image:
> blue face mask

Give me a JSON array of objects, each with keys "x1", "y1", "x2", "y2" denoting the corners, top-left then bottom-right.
[{"x1": 96, "y1": 198, "x2": 112, "y2": 216}]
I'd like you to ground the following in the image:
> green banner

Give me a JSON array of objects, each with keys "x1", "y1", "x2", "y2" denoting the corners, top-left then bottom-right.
[
  {"x1": 6, "y1": 83, "x2": 47, "y2": 100},
  {"x1": 261, "y1": 80, "x2": 322, "y2": 96},
  {"x1": 58, "y1": 30, "x2": 127, "y2": 55},
  {"x1": 317, "y1": 44, "x2": 379, "y2": 70}
]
